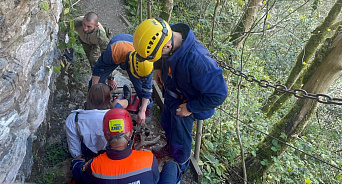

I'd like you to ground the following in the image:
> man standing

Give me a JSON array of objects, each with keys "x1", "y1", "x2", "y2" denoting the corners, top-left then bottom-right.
[
  {"x1": 133, "y1": 18, "x2": 228, "y2": 172},
  {"x1": 74, "y1": 12, "x2": 110, "y2": 69}
]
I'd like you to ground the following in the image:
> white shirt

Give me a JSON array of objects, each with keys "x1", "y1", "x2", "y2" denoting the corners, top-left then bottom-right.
[{"x1": 65, "y1": 109, "x2": 109, "y2": 158}]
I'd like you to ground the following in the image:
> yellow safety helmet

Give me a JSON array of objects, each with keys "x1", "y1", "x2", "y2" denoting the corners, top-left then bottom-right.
[
  {"x1": 129, "y1": 51, "x2": 153, "y2": 78},
  {"x1": 133, "y1": 18, "x2": 172, "y2": 62}
]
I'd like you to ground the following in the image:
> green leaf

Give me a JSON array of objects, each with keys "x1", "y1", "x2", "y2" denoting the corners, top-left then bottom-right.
[
  {"x1": 219, "y1": 163, "x2": 227, "y2": 171},
  {"x1": 69, "y1": 20, "x2": 75, "y2": 30},
  {"x1": 60, "y1": 60, "x2": 65, "y2": 68},
  {"x1": 215, "y1": 166, "x2": 222, "y2": 176},
  {"x1": 198, "y1": 160, "x2": 204, "y2": 166},
  {"x1": 206, "y1": 141, "x2": 214, "y2": 150},
  {"x1": 305, "y1": 178, "x2": 311, "y2": 183},
  {"x1": 272, "y1": 139, "x2": 279, "y2": 146},
  {"x1": 336, "y1": 174, "x2": 342, "y2": 181},
  {"x1": 64, "y1": 8, "x2": 70, "y2": 15},
  {"x1": 287, "y1": 168, "x2": 292, "y2": 172},
  {"x1": 53, "y1": 65, "x2": 61, "y2": 73},
  {"x1": 280, "y1": 132, "x2": 287, "y2": 139},
  {"x1": 39, "y1": 1, "x2": 49, "y2": 11},
  {"x1": 251, "y1": 150, "x2": 257, "y2": 157},
  {"x1": 45, "y1": 67, "x2": 50, "y2": 72},
  {"x1": 260, "y1": 159, "x2": 269, "y2": 166},
  {"x1": 206, "y1": 164, "x2": 211, "y2": 174},
  {"x1": 70, "y1": 37, "x2": 76, "y2": 44},
  {"x1": 58, "y1": 42, "x2": 67, "y2": 51},
  {"x1": 271, "y1": 146, "x2": 278, "y2": 152},
  {"x1": 206, "y1": 154, "x2": 219, "y2": 164}
]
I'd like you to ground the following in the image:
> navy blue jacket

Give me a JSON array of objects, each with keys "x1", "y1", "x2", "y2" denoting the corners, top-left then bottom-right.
[
  {"x1": 71, "y1": 145, "x2": 160, "y2": 184},
  {"x1": 92, "y1": 34, "x2": 153, "y2": 99},
  {"x1": 155, "y1": 23, "x2": 228, "y2": 120}
]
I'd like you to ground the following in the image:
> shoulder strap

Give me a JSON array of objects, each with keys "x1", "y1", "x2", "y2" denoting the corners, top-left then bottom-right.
[{"x1": 74, "y1": 112, "x2": 83, "y2": 141}]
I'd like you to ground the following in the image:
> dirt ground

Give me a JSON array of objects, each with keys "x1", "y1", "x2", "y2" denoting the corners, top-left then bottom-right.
[
  {"x1": 32, "y1": 0, "x2": 199, "y2": 183},
  {"x1": 77, "y1": 0, "x2": 129, "y2": 36}
]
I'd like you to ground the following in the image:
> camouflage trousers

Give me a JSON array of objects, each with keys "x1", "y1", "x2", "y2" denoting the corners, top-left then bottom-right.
[{"x1": 82, "y1": 43, "x2": 101, "y2": 70}]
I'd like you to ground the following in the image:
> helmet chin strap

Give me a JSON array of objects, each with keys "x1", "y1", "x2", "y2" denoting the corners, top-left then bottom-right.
[{"x1": 162, "y1": 33, "x2": 174, "y2": 57}]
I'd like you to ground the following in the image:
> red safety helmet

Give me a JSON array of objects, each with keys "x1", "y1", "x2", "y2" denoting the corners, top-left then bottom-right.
[{"x1": 103, "y1": 108, "x2": 133, "y2": 135}]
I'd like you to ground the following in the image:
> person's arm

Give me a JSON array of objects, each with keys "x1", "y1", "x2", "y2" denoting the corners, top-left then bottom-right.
[
  {"x1": 153, "y1": 59, "x2": 163, "y2": 87},
  {"x1": 97, "y1": 28, "x2": 110, "y2": 52},
  {"x1": 137, "y1": 97, "x2": 149, "y2": 125},
  {"x1": 91, "y1": 45, "x2": 117, "y2": 89},
  {"x1": 136, "y1": 72, "x2": 153, "y2": 125},
  {"x1": 65, "y1": 112, "x2": 82, "y2": 158},
  {"x1": 154, "y1": 69, "x2": 163, "y2": 87},
  {"x1": 176, "y1": 103, "x2": 192, "y2": 117},
  {"x1": 186, "y1": 57, "x2": 228, "y2": 114},
  {"x1": 71, "y1": 158, "x2": 94, "y2": 183},
  {"x1": 107, "y1": 77, "x2": 118, "y2": 90},
  {"x1": 91, "y1": 75, "x2": 101, "y2": 87},
  {"x1": 140, "y1": 73, "x2": 153, "y2": 99}
]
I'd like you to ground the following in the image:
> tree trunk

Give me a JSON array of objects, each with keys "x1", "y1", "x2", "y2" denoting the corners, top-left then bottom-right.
[
  {"x1": 262, "y1": 0, "x2": 342, "y2": 116},
  {"x1": 159, "y1": 0, "x2": 173, "y2": 22},
  {"x1": 244, "y1": 30, "x2": 342, "y2": 182},
  {"x1": 229, "y1": 0, "x2": 263, "y2": 48}
]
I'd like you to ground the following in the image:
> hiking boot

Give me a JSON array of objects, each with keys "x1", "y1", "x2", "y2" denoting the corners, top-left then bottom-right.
[
  {"x1": 145, "y1": 108, "x2": 152, "y2": 123},
  {"x1": 152, "y1": 144, "x2": 170, "y2": 158},
  {"x1": 123, "y1": 84, "x2": 132, "y2": 104}
]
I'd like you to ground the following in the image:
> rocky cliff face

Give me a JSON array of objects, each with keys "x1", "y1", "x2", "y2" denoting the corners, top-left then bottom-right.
[{"x1": 0, "y1": 0, "x2": 62, "y2": 183}]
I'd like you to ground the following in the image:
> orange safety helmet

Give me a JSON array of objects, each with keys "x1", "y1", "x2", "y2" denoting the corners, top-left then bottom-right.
[
  {"x1": 103, "y1": 108, "x2": 133, "y2": 135},
  {"x1": 133, "y1": 18, "x2": 172, "y2": 62}
]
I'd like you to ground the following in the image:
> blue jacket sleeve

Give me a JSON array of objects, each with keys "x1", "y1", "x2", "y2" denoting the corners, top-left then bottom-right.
[
  {"x1": 71, "y1": 159, "x2": 94, "y2": 183},
  {"x1": 186, "y1": 56, "x2": 228, "y2": 114},
  {"x1": 140, "y1": 72, "x2": 153, "y2": 99},
  {"x1": 92, "y1": 45, "x2": 115, "y2": 76}
]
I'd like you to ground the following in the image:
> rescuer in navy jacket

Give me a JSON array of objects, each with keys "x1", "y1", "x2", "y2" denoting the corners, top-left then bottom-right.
[
  {"x1": 89, "y1": 34, "x2": 154, "y2": 125},
  {"x1": 133, "y1": 19, "x2": 228, "y2": 172}
]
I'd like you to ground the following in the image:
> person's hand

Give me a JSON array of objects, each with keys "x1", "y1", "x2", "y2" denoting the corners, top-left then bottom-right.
[
  {"x1": 110, "y1": 99, "x2": 115, "y2": 108},
  {"x1": 107, "y1": 78, "x2": 118, "y2": 90},
  {"x1": 176, "y1": 103, "x2": 192, "y2": 117},
  {"x1": 154, "y1": 69, "x2": 163, "y2": 87},
  {"x1": 136, "y1": 109, "x2": 146, "y2": 125},
  {"x1": 76, "y1": 155, "x2": 85, "y2": 161}
]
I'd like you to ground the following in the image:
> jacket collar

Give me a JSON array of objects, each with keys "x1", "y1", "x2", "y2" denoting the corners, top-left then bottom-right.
[
  {"x1": 168, "y1": 23, "x2": 195, "y2": 62},
  {"x1": 106, "y1": 140, "x2": 133, "y2": 160}
]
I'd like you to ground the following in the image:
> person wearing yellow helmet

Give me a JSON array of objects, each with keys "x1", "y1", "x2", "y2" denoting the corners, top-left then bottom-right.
[
  {"x1": 90, "y1": 34, "x2": 154, "y2": 125},
  {"x1": 128, "y1": 51, "x2": 154, "y2": 79},
  {"x1": 133, "y1": 18, "x2": 172, "y2": 62},
  {"x1": 133, "y1": 18, "x2": 228, "y2": 173}
]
